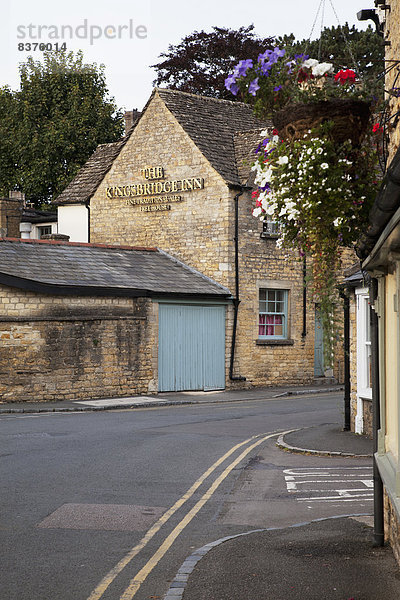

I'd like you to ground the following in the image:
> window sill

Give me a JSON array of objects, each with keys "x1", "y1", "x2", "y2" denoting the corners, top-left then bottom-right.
[
  {"x1": 260, "y1": 232, "x2": 279, "y2": 239},
  {"x1": 256, "y1": 339, "x2": 294, "y2": 346}
]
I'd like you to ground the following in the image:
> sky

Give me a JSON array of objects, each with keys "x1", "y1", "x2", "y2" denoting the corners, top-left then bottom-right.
[{"x1": 2, "y1": 0, "x2": 374, "y2": 112}]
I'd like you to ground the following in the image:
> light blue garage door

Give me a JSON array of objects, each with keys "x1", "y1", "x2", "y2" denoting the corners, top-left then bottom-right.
[{"x1": 158, "y1": 303, "x2": 226, "y2": 392}]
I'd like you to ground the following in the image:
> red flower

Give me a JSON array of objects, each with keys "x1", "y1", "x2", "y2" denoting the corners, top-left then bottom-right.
[
  {"x1": 272, "y1": 128, "x2": 279, "y2": 135},
  {"x1": 334, "y1": 69, "x2": 356, "y2": 85},
  {"x1": 372, "y1": 123, "x2": 383, "y2": 134},
  {"x1": 252, "y1": 189, "x2": 260, "y2": 199}
]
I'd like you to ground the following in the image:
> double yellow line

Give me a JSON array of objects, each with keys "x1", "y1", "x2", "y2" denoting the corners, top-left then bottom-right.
[{"x1": 87, "y1": 429, "x2": 290, "y2": 600}]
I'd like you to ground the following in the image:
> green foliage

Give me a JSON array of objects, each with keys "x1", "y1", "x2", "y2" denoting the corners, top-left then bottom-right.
[
  {"x1": 0, "y1": 87, "x2": 19, "y2": 195},
  {"x1": 0, "y1": 51, "x2": 123, "y2": 206},
  {"x1": 252, "y1": 123, "x2": 379, "y2": 365},
  {"x1": 151, "y1": 25, "x2": 275, "y2": 100},
  {"x1": 293, "y1": 23, "x2": 384, "y2": 83}
]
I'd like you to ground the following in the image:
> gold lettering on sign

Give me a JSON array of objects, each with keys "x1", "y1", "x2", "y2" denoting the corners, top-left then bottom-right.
[
  {"x1": 107, "y1": 178, "x2": 204, "y2": 199},
  {"x1": 106, "y1": 165, "x2": 205, "y2": 214},
  {"x1": 126, "y1": 195, "x2": 182, "y2": 207},
  {"x1": 140, "y1": 166, "x2": 164, "y2": 180}
]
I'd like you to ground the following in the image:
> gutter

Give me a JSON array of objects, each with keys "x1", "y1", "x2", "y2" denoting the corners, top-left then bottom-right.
[
  {"x1": 338, "y1": 288, "x2": 351, "y2": 431},
  {"x1": 229, "y1": 188, "x2": 246, "y2": 382},
  {"x1": 357, "y1": 145, "x2": 400, "y2": 264}
]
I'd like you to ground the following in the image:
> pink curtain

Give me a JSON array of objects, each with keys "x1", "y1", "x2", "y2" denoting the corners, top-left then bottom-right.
[{"x1": 259, "y1": 314, "x2": 282, "y2": 336}]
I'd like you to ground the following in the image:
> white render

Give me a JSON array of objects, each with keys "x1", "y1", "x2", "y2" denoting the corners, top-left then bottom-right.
[
  {"x1": 58, "y1": 204, "x2": 88, "y2": 242},
  {"x1": 355, "y1": 287, "x2": 372, "y2": 434}
]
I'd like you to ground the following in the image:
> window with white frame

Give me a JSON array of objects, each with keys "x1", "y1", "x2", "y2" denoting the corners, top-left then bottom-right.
[
  {"x1": 37, "y1": 225, "x2": 52, "y2": 239},
  {"x1": 258, "y1": 288, "x2": 288, "y2": 339},
  {"x1": 356, "y1": 288, "x2": 372, "y2": 400}
]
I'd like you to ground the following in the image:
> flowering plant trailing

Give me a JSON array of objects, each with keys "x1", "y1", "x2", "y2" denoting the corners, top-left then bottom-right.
[
  {"x1": 225, "y1": 47, "x2": 371, "y2": 117},
  {"x1": 251, "y1": 123, "x2": 379, "y2": 365}
]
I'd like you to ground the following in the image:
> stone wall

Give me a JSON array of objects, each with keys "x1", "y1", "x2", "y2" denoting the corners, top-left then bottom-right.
[
  {"x1": 384, "y1": 2, "x2": 400, "y2": 161},
  {"x1": 0, "y1": 285, "x2": 156, "y2": 402},
  {"x1": 90, "y1": 92, "x2": 319, "y2": 388},
  {"x1": 0, "y1": 197, "x2": 22, "y2": 238},
  {"x1": 384, "y1": 490, "x2": 400, "y2": 566}
]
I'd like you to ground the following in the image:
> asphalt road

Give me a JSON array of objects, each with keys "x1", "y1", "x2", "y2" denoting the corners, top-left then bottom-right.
[{"x1": 0, "y1": 392, "x2": 372, "y2": 600}]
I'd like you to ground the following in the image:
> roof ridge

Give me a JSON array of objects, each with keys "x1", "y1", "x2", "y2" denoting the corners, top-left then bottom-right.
[
  {"x1": 155, "y1": 87, "x2": 254, "y2": 110},
  {"x1": 0, "y1": 238, "x2": 158, "y2": 252}
]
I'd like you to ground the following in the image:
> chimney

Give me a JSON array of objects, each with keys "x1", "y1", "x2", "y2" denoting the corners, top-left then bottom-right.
[
  {"x1": 9, "y1": 190, "x2": 26, "y2": 207},
  {"x1": 124, "y1": 109, "x2": 141, "y2": 136},
  {"x1": 41, "y1": 233, "x2": 70, "y2": 242}
]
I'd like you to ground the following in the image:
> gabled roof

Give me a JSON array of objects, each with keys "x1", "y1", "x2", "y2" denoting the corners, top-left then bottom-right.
[
  {"x1": 55, "y1": 138, "x2": 127, "y2": 205},
  {"x1": 0, "y1": 238, "x2": 232, "y2": 299},
  {"x1": 54, "y1": 89, "x2": 267, "y2": 206},
  {"x1": 157, "y1": 89, "x2": 267, "y2": 186},
  {"x1": 233, "y1": 128, "x2": 268, "y2": 186}
]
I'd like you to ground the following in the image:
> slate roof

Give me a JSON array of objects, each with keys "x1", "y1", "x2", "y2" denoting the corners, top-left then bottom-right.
[
  {"x1": 233, "y1": 128, "x2": 269, "y2": 186},
  {"x1": 55, "y1": 138, "x2": 128, "y2": 205},
  {"x1": 157, "y1": 89, "x2": 267, "y2": 186},
  {"x1": 54, "y1": 89, "x2": 268, "y2": 205},
  {"x1": 0, "y1": 239, "x2": 232, "y2": 299}
]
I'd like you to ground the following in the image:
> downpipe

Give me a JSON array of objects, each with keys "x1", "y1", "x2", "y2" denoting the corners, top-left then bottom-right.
[
  {"x1": 370, "y1": 277, "x2": 384, "y2": 547},
  {"x1": 229, "y1": 189, "x2": 246, "y2": 382}
]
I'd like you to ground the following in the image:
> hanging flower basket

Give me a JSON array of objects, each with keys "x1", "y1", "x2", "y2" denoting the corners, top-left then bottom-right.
[{"x1": 272, "y1": 98, "x2": 371, "y2": 145}]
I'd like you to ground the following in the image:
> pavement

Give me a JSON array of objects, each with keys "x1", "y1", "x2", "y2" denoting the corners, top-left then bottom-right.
[{"x1": 2, "y1": 384, "x2": 399, "y2": 598}]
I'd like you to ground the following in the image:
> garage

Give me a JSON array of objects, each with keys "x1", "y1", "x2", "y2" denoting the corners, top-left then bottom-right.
[{"x1": 158, "y1": 302, "x2": 226, "y2": 392}]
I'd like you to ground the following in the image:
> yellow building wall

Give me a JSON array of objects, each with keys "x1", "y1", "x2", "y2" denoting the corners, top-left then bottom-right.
[
  {"x1": 385, "y1": 272, "x2": 398, "y2": 459},
  {"x1": 89, "y1": 92, "x2": 317, "y2": 387}
]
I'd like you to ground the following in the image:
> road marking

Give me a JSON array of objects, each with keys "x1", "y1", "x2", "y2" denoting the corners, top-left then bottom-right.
[
  {"x1": 283, "y1": 467, "x2": 373, "y2": 504},
  {"x1": 118, "y1": 430, "x2": 290, "y2": 600},
  {"x1": 87, "y1": 430, "x2": 289, "y2": 600}
]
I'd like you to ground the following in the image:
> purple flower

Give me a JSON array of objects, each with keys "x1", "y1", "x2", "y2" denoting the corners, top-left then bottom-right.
[
  {"x1": 234, "y1": 59, "x2": 253, "y2": 77},
  {"x1": 273, "y1": 47, "x2": 286, "y2": 58},
  {"x1": 248, "y1": 77, "x2": 260, "y2": 96},
  {"x1": 295, "y1": 53, "x2": 309, "y2": 62},
  {"x1": 258, "y1": 49, "x2": 273, "y2": 63},
  {"x1": 225, "y1": 74, "x2": 239, "y2": 95},
  {"x1": 260, "y1": 61, "x2": 272, "y2": 76},
  {"x1": 274, "y1": 85, "x2": 282, "y2": 91}
]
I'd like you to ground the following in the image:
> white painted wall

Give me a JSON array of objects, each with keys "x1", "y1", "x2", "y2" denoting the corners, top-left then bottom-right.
[
  {"x1": 355, "y1": 287, "x2": 372, "y2": 434},
  {"x1": 58, "y1": 204, "x2": 88, "y2": 242},
  {"x1": 19, "y1": 221, "x2": 58, "y2": 239}
]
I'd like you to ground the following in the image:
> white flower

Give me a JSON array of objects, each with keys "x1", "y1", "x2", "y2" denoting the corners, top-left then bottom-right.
[
  {"x1": 302, "y1": 58, "x2": 319, "y2": 69},
  {"x1": 321, "y1": 163, "x2": 329, "y2": 170},
  {"x1": 333, "y1": 217, "x2": 343, "y2": 227},
  {"x1": 316, "y1": 148, "x2": 323, "y2": 154},
  {"x1": 312, "y1": 62, "x2": 334, "y2": 77},
  {"x1": 279, "y1": 206, "x2": 287, "y2": 216},
  {"x1": 278, "y1": 155, "x2": 289, "y2": 165},
  {"x1": 252, "y1": 207, "x2": 262, "y2": 217}
]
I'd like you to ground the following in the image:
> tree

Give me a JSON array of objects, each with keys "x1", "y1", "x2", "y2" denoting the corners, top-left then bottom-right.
[
  {"x1": 153, "y1": 24, "x2": 384, "y2": 102},
  {"x1": 292, "y1": 24, "x2": 384, "y2": 97},
  {"x1": 0, "y1": 51, "x2": 123, "y2": 206},
  {"x1": 151, "y1": 25, "x2": 275, "y2": 100},
  {"x1": 0, "y1": 87, "x2": 19, "y2": 195}
]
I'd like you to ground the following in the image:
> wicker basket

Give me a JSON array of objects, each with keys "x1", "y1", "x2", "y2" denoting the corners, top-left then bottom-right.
[{"x1": 272, "y1": 99, "x2": 371, "y2": 145}]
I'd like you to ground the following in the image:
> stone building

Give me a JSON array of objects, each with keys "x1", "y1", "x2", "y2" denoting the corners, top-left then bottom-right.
[
  {"x1": 0, "y1": 191, "x2": 57, "y2": 239},
  {"x1": 0, "y1": 88, "x2": 338, "y2": 401},
  {"x1": 343, "y1": 265, "x2": 373, "y2": 437},
  {"x1": 355, "y1": 0, "x2": 400, "y2": 564}
]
